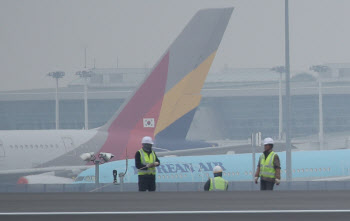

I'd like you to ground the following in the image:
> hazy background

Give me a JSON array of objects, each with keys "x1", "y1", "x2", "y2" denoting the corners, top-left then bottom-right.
[{"x1": 0, "y1": 0, "x2": 349, "y2": 91}]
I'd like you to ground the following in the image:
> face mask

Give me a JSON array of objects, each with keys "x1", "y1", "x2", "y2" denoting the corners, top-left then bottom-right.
[{"x1": 142, "y1": 144, "x2": 152, "y2": 153}]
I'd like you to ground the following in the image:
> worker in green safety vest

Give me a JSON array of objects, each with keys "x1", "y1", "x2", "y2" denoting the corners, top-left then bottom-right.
[
  {"x1": 254, "y1": 137, "x2": 281, "y2": 190},
  {"x1": 204, "y1": 165, "x2": 228, "y2": 191},
  {"x1": 135, "y1": 136, "x2": 160, "y2": 192}
]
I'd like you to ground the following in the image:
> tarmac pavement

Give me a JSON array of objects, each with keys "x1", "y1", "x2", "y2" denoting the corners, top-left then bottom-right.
[{"x1": 1, "y1": 191, "x2": 350, "y2": 220}]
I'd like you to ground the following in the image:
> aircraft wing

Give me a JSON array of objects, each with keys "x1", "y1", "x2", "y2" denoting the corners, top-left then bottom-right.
[
  {"x1": 0, "y1": 165, "x2": 94, "y2": 184},
  {"x1": 156, "y1": 142, "x2": 295, "y2": 157},
  {"x1": 0, "y1": 165, "x2": 92, "y2": 175},
  {"x1": 312, "y1": 176, "x2": 350, "y2": 181}
]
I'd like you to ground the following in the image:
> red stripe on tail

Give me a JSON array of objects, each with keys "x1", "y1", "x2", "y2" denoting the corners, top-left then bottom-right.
[{"x1": 99, "y1": 52, "x2": 169, "y2": 160}]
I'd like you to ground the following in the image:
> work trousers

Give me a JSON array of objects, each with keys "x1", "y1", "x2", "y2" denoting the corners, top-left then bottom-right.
[
  {"x1": 138, "y1": 175, "x2": 156, "y2": 192},
  {"x1": 260, "y1": 179, "x2": 275, "y2": 191}
]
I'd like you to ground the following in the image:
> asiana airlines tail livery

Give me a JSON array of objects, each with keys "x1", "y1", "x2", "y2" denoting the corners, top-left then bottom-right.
[{"x1": 0, "y1": 7, "x2": 234, "y2": 184}]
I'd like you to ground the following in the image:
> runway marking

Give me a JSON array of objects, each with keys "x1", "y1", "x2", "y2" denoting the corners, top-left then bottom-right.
[
  {"x1": 89, "y1": 183, "x2": 114, "y2": 192},
  {"x1": 1, "y1": 210, "x2": 350, "y2": 215}
]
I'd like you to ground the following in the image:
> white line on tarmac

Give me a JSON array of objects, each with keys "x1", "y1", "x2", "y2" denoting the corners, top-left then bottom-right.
[{"x1": 1, "y1": 210, "x2": 350, "y2": 215}]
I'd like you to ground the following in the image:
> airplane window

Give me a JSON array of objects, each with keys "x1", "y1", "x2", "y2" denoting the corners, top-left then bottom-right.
[
  {"x1": 20, "y1": 145, "x2": 23, "y2": 149},
  {"x1": 244, "y1": 172, "x2": 248, "y2": 175},
  {"x1": 249, "y1": 171, "x2": 252, "y2": 175},
  {"x1": 305, "y1": 169, "x2": 309, "y2": 172},
  {"x1": 84, "y1": 176, "x2": 91, "y2": 181},
  {"x1": 184, "y1": 174, "x2": 187, "y2": 177},
  {"x1": 236, "y1": 172, "x2": 240, "y2": 175},
  {"x1": 158, "y1": 175, "x2": 161, "y2": 179},
  {"x1": 232, "y1": 172, "x2": 235, "y2": 176},
  {"x1": 10, "y1": 145, "x2": 13, "y2": 149},
  {"x1": 171, "y1": 175, "x2": 174, "y2": 179},
  {"x1": 310, "y1": 168, "x2": 313, "y2": 172},
  {"x1": 162, "y1": 175, "x2": 165, "y2": 179},
  {"x1": 166, "y1": 175, "x2": 169, "y2": 179},
  {"x1": 297, "y1": 169, "x2": 300, "y2": 173},
  {"x1": 40, "y1": 145, "x2": 43, "y2": 149},
  {"x1": 45, "y1": 145, "x2": 48, "y2": 149},
  {"x1": 30, "y1": 145, "x2": 33, "y2": 149},
  {"x1": 75, "y1": 176, "x2": 84, "y2": 181},
  {"x1": 301, "y1": 169, "x2": 304, "y2": 173},
  {"x1": 50, "y1": 144, "x2": 54, "y2": 148},
  {"x1": 314, "y1": 168, "x2": 317, "y2": 172},
  {"x1": 175, "y1": 175, "x2": 178, "y2": 178},
  {"x1": 323, "y1": 168, "x2": 326, "y2": 172},
  {"x1": 319, "y1": 168, "x2": 322, "y2": 172},
  {"x1": 35, "y1": 145, "x2": 38, "y2": 149},
  {"x1": 293, "y1": 169, "x2": 295, "y2": 173},
  {"x1": 25, "y1": 145, "x2": 28, "y2": 148},
  {"x1": 179, "y1": 175, "x2": 182, "y2": 178},
  {"x1": 91, "y1": 176, "x2": 95, "y2": 182}
]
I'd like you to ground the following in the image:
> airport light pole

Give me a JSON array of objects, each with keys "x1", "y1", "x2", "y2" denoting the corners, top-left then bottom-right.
[
  {"x1": 310, "y1": 65, "x2": 330, "y2": 150},
  {"x1": 47, "y1": 71, "x2": 65, "y2": 130},
  {"x1": 76, "y1": 70, "x2": 92, "y2": 130},
  {"x1": 271, "y1": 66, "x2": 285, "y2": 141},
  {"x1": 284, "y1": 0, "x2": 292, "y2": 182}
]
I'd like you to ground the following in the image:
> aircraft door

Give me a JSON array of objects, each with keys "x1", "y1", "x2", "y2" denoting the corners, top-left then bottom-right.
[{"x1": 62, "y1": 137, "x2": 76, "y2": 156}]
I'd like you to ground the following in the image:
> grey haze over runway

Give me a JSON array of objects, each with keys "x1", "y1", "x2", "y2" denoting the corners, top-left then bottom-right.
[{"x1": 1, "y1": 0, "x2": 350, "y2": 91}]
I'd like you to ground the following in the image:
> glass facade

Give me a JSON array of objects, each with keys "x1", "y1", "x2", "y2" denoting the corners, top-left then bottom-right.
[{"x1": 1, "y1": 94, "x2": 350, "y2": 140}]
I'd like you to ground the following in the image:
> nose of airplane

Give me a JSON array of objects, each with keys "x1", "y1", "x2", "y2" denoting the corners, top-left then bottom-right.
[{"x1": 17, "y1": 177, "x2": 29, "y2": 184}]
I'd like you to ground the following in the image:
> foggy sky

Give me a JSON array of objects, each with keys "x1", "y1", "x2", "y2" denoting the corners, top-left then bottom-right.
[{"x1": 1, "y1": 0, "x2": 350, "y2": 91}]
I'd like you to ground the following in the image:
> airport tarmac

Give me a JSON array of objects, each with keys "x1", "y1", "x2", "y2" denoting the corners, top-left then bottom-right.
[{"x1": 0, "y1": 191, "x2": 350, "y2": 220}]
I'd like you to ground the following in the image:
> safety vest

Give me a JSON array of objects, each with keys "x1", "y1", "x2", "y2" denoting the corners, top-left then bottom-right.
[
  {"x1": 259, "y1": 151, "x2": 276, "y2": 179},
  {"x1": 138, "y1": 149, "x2": 156, "y2": 176},
  {"x1": 209, "y1": 177, "x2": 228, "y2": 191}
]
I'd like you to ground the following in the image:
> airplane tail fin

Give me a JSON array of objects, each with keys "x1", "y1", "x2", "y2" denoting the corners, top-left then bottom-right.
[{"x1": 99, "y1": 8, "x2": 234, "y2": 159}]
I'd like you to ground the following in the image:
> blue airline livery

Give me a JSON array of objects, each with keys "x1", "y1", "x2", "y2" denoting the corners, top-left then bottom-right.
[{"x1": 74, "y1": 149, "x2": 350, "y2": 184}]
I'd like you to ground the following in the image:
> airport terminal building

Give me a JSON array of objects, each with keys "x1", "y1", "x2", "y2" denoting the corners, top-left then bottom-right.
[{"x1": 1, "y1": 64, "x2": 350, "y2": 146}]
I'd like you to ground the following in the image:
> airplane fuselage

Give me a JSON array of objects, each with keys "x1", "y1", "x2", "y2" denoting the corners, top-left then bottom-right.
[
  {"x1": 75, "y1": 149, "x2": 350, "y2": 184},
  {"x1": 0, "y1": 129, "x2": 98, "y2": 170}
]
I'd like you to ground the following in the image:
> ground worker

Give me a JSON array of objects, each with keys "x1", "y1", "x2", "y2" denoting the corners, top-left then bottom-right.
[
  {"x1": 135, "y1": 136, "x2": 160, "y2": 191},
  {"x1": 204, "y1": 165, "x2": 228, "y2": 191},
  {"x1": 134, "y1": 136, "x2": 160, "y2": 192},
  {"x1": 254, "y1": 137, "x2": 281, "y2": 190}
]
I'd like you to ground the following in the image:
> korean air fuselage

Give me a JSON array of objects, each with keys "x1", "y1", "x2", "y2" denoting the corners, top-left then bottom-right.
[{"x1": 75, "y1": 149, "x2": 350, "y2": 183}]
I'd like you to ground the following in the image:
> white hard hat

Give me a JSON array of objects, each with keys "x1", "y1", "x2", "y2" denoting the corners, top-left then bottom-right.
[
  {"x1": 141, "y1": 136, "x2": 154, "y2": 144},
  {"x1": 213, "y1": 165, "x2": 223, "y2": 173},
  {"x1": 263, "y1": 137, "x2": 274, "y2": 145}
]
